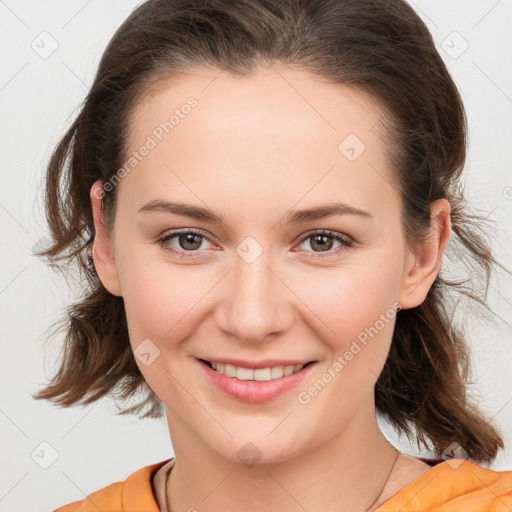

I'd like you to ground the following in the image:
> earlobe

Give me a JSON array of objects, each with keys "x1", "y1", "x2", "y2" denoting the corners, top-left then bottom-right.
[
  {"x1": 90, "y1": 180, "x2": 123, "y2": 297},
  {"x1": 398, "y1": 198, "x2": 451, "y2": 309}
]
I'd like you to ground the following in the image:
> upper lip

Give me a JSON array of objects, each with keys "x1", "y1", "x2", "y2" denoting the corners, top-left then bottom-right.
[{"x1": 198, "y1": 357, "x2": 316, "y2": 369}]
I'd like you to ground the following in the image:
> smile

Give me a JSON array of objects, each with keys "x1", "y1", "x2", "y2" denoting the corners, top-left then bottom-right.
[{"x1": 203, "y1": 360, "x2": 309, "y2": 381}]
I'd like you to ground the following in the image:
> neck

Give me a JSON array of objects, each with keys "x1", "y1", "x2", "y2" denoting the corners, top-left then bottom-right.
[{"x1": 165, "y1": 401, "x2": 398, "y2": 512}]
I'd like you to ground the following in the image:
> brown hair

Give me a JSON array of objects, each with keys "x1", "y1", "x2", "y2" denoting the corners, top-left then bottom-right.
[{"x1": 33, "y1": 0, "x2": 505, "y2": 463}]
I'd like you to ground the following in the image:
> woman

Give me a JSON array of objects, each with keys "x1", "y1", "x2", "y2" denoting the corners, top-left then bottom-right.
[{"x1": 34, "y1": 0, "x2": 511, "y2": 510}]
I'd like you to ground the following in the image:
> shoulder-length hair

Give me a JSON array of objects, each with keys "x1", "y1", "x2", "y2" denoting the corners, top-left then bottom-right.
[{"x1": 33, "y1": 0, "x2": 504, "y2": 463}]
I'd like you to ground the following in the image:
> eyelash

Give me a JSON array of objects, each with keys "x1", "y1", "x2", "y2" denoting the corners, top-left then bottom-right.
[{"x1": 156, "y1": 228, "x2": 353, "y2": 258}]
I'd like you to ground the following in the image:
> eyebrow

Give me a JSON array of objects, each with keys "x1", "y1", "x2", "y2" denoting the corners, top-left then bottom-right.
[
  {"x1": 138, "y1": 199, "x2": 223, "y2": 222},
  {"x1": 138, "y1": 199, "x2": 372, "y2": 224}
]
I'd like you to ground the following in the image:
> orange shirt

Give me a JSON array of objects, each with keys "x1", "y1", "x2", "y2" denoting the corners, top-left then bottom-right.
[{"x1": 54, "y1": 458, "x2": 512, "y2": 511}]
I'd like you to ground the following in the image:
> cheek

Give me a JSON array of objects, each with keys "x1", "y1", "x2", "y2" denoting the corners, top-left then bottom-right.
[
  {"x1": 288, "y1": 252, "x2": 405, "y2": 413},
  {"x1": 117, "y1": 256, "x2": 218, "y2": 401},
  {"x1": 293, "y1": 258, "x2": 404, "y2": 348},
  {"x1": 292, "y1": 264, "x2": 402, "y2": 429},
  {"x1": 120, "y1": 258, "x2": 215, "y2": 345}
]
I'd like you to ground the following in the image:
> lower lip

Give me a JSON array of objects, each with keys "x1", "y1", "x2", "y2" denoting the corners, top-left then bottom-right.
[{"x1": 197, "y1": 359, "x2": 316, "y2": 403}]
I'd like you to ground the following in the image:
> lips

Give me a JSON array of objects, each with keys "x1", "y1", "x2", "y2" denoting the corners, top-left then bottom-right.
[{"x1": 197, "y1": 357, "x2": 317, "y2": 403}]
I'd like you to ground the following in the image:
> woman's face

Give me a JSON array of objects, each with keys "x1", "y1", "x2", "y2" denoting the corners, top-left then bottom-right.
[{"x1": 92, "y1": 66, "x2": 441, "y2": 464}]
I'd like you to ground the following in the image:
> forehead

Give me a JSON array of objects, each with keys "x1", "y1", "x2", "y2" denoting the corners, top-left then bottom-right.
[
  {"x1": 119, "y1": 65, "x2": 398, "y2": 222},
  {"x1": 128, "y1": 65, "x2": 386, "y2": 146}
]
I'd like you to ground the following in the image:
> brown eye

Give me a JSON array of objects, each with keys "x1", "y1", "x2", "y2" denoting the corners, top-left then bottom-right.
[
  {"x1": 177, "y1": 233, "x2": 203, "y2": 251},
  {"x1": 310, "y1": 234, "x2": 335, "y2": 252},
  {"x1": 298, "y1": 230, "x2": 353, "y2": 255},
  {"x1": 157, "y1": 229, "x2": 213, "y2": 256}
]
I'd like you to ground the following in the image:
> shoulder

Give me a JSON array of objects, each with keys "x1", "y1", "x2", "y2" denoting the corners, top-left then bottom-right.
[
  {"x1": 54, "y1": 459, "x2": 171, "y2": 512},
  {"x1": 377, "y1": 459, "x2": 512, "y2": 511}
]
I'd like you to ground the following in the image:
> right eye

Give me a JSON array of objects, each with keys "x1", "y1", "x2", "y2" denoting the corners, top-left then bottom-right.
[{"x1": 156, "y1": 229, "x2": 215, "y2": 257}]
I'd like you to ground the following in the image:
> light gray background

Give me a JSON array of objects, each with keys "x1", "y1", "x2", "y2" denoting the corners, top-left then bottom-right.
[{"x1": 1, "y1": 1, "x2": 511, "y2": 511}]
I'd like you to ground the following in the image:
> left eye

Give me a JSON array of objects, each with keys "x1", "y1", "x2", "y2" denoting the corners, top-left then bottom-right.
[{"x1": 296, "y1": 230, "x2": 353, "y2": 254}]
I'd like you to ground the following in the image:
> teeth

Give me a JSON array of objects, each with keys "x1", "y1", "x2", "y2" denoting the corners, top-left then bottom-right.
[{"x1": 208, "y1": 361, "x2": 305, "y2": 380}]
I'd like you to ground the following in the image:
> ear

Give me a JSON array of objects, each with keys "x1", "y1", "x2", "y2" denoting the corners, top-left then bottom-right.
[
  {"x1": 90, "y1": 180, "x2": 122, "y2": 297},
  {"x1": 398, "y1": 198, "x2": 451, "y2": 309}
]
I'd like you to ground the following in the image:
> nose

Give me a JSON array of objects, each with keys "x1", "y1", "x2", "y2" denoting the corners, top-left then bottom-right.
[{"x1": 214, "y1": 247, "x2": 295, "y2": 344}]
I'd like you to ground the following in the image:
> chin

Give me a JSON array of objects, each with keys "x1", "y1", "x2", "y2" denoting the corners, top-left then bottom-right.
[{"x1": 200, "y1": 425, "x2": 314, "y2": 468}]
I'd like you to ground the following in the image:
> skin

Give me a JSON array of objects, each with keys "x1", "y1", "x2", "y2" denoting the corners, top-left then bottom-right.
[{"x1": 90, "y1": 65, "x2": 451, "y2": 511}]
